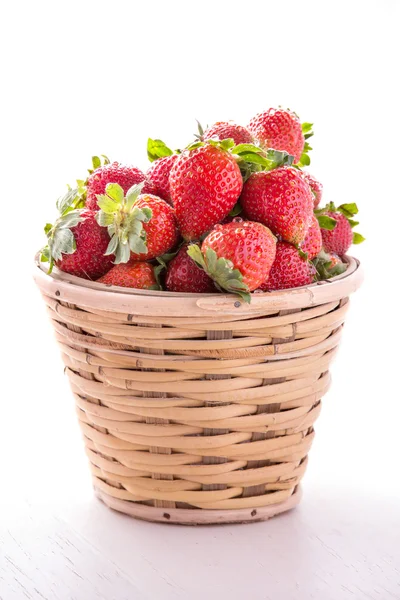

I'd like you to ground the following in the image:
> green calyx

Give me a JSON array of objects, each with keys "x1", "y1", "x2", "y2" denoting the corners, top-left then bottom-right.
[
  {"x1": 315, "y1": 202, "x2": 365, "y2": 244},
  {"x1": 296, "y1": 122, "x2": 314, "y2": 167},
  {"x1": 95, "y1": 182, "x2": 152, "y2": 264},
  {"x1": 147, "y1": 138, "x2": 174, "y2": 162},
  {"x1": 41, "y1": 209, "x2": 85, "y2": 273},
  {"x1": 312, "y1": 249, "x2": 348, "y2": 280},
  {"x1": 187, "y1": 245, "x2": 251, "y2": 303}
]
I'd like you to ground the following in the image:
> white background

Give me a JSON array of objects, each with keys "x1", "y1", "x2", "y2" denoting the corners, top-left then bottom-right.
[{"x1": 1, "y1": 1, "x2": 399, "y2": 599}]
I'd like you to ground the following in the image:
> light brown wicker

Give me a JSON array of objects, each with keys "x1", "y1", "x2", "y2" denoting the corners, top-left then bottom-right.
[{"x1": 34, "y1": 255, "x2": 362, "y2": 524}]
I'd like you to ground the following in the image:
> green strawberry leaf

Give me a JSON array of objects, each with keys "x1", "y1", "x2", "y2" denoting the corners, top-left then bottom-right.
[
  {"x1": 129, "y1": 233, "x2": 148, "y2": 255},
  {"x1": 126, "y1": 182, "x2": 145, "y2": 209},
  {"x1": 186, "y1": 141, "x2": 204, "y2": 151},
  {"x1": 105, "y1": 234, "x2": 119, "y2": 256},
  {"x1": 301, "y1": 122, "x2": 314, "y2": 135},
  {"x1": 50, "y1": 227, "x2": 76, "y2": 260},
  {"x1": 338, "y1": 203, "x2": 359, "y2": 217},
  {"x1": 156, "y1": 250, "x2": 179, "y2": 270},
  {"x1": 229, "y1": 202, "x2": 242, "y2": 217},
  {"x1": 312, "y1": 249, "x2": 347, "y2": 280},
  {"x1": 92, "y1": 156, "x2": 101, "y2": 170},
  {"x1": 105, "y1": 183, "x2": 125, "y2": 204},
  {"x1": 347, "y1": 219, "x2": 359, "y2": 228},
  {"x1": 352, "y1": 232, "x2": 366, "y2": 244},
  {"x1": 96, "y1": 194, "x2": 121, "y2": 213},
  {"x1": 187, "y1": 246, "x2": 251, "y2": 303},
  {"x1": 232, "y1": 143, "x2": 262, "y2": 155},
  {"x1": 147, "y1": 138, "x2": 173, "y2": 162},
  {"x1": 89, "y1": 155, "x2": 110, "y2": 174},
  {"x1": 95, "y1": 211, "x2": 114, "y2": 227},
  {"x1": 114, "y1": 243, "x2": 131, "y2": 264},
  {"x1": 40, "y1": 245, "x2": 50, "y2": 262},
  {"x1": 265, "y1": 149, "x2": 295, "y2": 168},
  {"x1": 56, "y1": 187, "x2": 82, "y2": 215},
  {"x1": 317, "y1": 214, "x2": 337, "y2": 230}
]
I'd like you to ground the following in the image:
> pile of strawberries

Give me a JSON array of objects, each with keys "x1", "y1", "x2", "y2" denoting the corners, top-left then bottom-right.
[{"x1": 41, "y1": 108, "x2": 364, "y2": 302}]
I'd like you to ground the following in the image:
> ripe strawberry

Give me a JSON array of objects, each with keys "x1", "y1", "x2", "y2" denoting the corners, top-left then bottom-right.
[
  {"x1": 169, "y1": 144, "x2": 243, "y2": 240},
  {"x1": 146, "y1": 154, "x2": 179, "y2": 205},
  {"x1": 97, "y1": 262, "x2": 157, "y2": 289},
  {"x1": 260, "y1": 242, "x2": 315, "y2": 291},
  {"x1": 320, "y1": 210, "x2": 354, "y2": 255},
  {"x1": 86, "y1": 162, "x2": 155, "y2": 210},
  {"x1": 188, "y1": 220, "x2": 276, "y2": 301},
  {"x1": 42, "y1": 208, "x2": 113, "y2": 279},
  {"x1": 248, "y1": 108, "x2": 305, "y2": 163},
  {"x1": 315, "y1": 202, "x2": 365, "y2": 256},
  {"x1": 203, "y1": 122, "x2": 253, "y2": 145},
  {"x1": 301, "y1": 215, "x2": 322, "y2": 259},
  {"x1": 240, "y1": 167, "x2": 314, "y2": 245},
  {"x1": 95, "y1": 183, "x2": 179, "y2": 264},
  {"x1": 133, "y1": 194, "x2": 179, "y2": 260},
  {"x1": 165, "y1": 244, "x2": 215, "y2": 293},
  {"x1": 302, "y1": 171, "x2": 323, "y2": 208}
]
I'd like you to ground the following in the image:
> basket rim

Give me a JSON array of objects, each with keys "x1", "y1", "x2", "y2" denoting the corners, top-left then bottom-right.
[{"x1": 33, "y1": 252, "x2": 363, "y2": 317}]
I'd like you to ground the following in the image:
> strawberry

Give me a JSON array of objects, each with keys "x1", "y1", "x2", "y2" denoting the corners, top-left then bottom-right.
[
  {"x1": 301, "y1": 215, "x2": 322, "y2": 259},
  {"x1": 95, "y1": 183, "x2": 179, "y2": 263},
  {"x1": 240, "y1": 167, "x2": 314, "y2": 245},
  {"x1": 203, "y1": 122, "x2": 254, "y2": 146},
  {"x1": 133, "y1": 194, "x2": 179, "y2": 260},
  {"x1": 187, "y1": 220, "x2": 277, "y2": 301},
  {"x1": 259, "y1": 242, "x2": 316, "y2": 291},
  {"x1": 86, "y1": 162, "x2": 155, "y2": 210},
  {"x1": 169, "y1": 144, "x2": 243, "y2": 240},
  {"x1": 97, "y1": 262, "x2": 157, "y2": 289},
  {"x1": 146, "y1": 154, "x2": 179, "y2": 205},
  {"x1": 316, "y1": 202, "x2": 365, "y2": 256},
  {"x1": 165, "y1": 244, "x2": 216, "y2": 293},
  {"x1": 41, "y1": 206, "x2": 113, "y2": 279},
  {"x1": 302, "y1": 171, "x2": 323, "y2": 208},
  {"x1": 248, "y1": 108, "x2": 307, "y2": 164}
]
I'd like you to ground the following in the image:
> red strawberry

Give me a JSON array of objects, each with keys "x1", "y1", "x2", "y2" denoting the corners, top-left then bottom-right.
[
  {"x1": 95, "y1": 183, "x2": 179, "y2": 264},
  {"x1": 301, "y1": 215, "x2": 322, "y2": 259},
  {"x1": 302, "y1": 171, "x2": 323, "y2": 208},
  {"x1": 320, "y1": 211, "x2": 353, "y2": 255},
  {"x1": 42, "y1": 208, "x2": 113, "y2": 279},
  {"x1": 240, "y1": 167, "x2": 314, "y2": 245},
  {"x1": 146, "y1": 154, "x2": 179, "y2": 205},
  {"x1": 86, "y1": 162, "x2": 155, "y2": 210},
  {"x1": 203, "y1": 122, "x2": 253, "y2": 146},
  {"x1": 133, "y1": 194, "x2": 179, "y2": 261},
  {"x1": 187, "y1": 220, "x2": 276, "y2": 300},
  {"x1": 165, "y1": 244, "x2": 215, "y2": 293},
  {"x1": 260, "y1": 242, "x2": 315, "y2": 291},
  {"x1": 248, "y1": 108, "x2": 305, "y2": 163},
  {"x1": 169, "y1": 144, "x2": 243, "y2": 240},
  {"x1": 97, "y1": 262, "x2": 157, "y2": 289}
]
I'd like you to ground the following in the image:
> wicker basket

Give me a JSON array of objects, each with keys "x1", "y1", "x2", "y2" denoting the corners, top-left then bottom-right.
[{"x1": 34, "y1": 255, "x2": 362, "y2": 524}]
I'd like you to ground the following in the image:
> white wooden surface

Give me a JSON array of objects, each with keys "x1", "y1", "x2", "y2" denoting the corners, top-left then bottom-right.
[{"x1": 1, "y1": 291, "x2": 399, "y2": 600}]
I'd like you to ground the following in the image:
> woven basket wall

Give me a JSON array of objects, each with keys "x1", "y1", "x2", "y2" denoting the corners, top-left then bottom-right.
[{"x1": 34, "y1": 256, "x2": 362, "y2": 524}]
